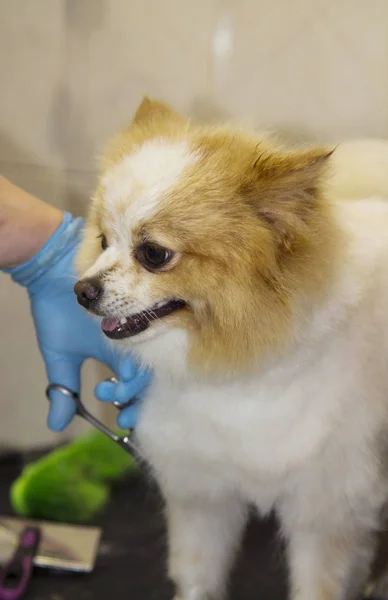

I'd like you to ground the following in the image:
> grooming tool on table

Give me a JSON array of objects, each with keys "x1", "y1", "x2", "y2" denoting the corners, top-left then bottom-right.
[
  {"x1": 0, "y1": 525, "x2": 40, "y2": 599},
  {"x1": 0, "y1": 517, "x2": 101, "y2": 573},
  {"x1": 46, "y1": 377, "x2": 138, "y2": 456},
  {"x1": 11, "y1": 430, "x2": 137, "y2": 524}
]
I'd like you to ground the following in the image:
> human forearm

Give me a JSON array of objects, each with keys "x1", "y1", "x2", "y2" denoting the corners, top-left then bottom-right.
[
  {"x1": 0, "y1": 176, "x2": 150, "y2": 432},
  {"x1": 0, "y1": 176, "x2": 63, "y2": 269}
]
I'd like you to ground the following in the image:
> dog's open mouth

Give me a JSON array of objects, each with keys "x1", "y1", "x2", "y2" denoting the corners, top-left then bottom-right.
[{"x1": 101, "y1": 299, "x2": 187, "y2": 339}]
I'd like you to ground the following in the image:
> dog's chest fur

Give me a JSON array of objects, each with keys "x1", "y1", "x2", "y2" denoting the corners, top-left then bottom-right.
[{"x1": 135, "y1": 198, "x2": 388, "y2": 525}]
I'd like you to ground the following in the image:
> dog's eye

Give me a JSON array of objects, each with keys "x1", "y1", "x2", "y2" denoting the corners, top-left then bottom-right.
[
  {"x1": 136, "y1": 243, "x2": 173, "y2": 272},
  {"x1": 99, "y1": 234, "x2": 108, "y2": 251}
]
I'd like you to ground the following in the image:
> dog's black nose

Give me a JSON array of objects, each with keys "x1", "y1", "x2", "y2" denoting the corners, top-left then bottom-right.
[{"x1": 74, "y1": 278, "x2": 102, "y2": 309}]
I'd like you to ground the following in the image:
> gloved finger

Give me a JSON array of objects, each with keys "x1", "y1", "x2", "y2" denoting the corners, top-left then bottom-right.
[
  {"x1": 94, "y1": 380, "x2": 116, "y2": 403},
  {"x1": 45, "y1": 359, "x2": 81, "y2": 432},
  {"x1": 94, "y1": 370, "x2": 149, "y2": 404},
  {"x1": 117, "y1": 402, "x2": 142, "y2": 430},
  {"x1": 115, "y1": 371, "x2": 150, "y2": 403},
  {"x1": 117, "y1": 354, "x2": 152, "y2": 383}
]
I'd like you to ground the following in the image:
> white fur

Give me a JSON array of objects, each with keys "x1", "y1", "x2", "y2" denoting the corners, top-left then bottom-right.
[
  {"x1": 129, "y1": 196, "x2": 388, "y2": 600},
  {"x1": 103, "y1": 139, "x2": 198, "y2": 223}
]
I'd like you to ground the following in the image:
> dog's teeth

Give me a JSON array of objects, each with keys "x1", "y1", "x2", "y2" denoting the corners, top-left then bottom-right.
[{"x1": 120, "y1": 317, "x2": 128, "y2": 324}]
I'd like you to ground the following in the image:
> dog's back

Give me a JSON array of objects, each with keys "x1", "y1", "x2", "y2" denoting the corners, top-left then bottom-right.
[
  {"x1": 329, "y1": 139, "x2": 388, "y2": 201},
  {"x1": 321, "y1": 141, "x2": 388, "y2": 597}
]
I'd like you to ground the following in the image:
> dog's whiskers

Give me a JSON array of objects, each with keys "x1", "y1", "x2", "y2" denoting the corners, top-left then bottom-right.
[{"x1": 136, "y1": 299, "x2": 160, "y2": 323}]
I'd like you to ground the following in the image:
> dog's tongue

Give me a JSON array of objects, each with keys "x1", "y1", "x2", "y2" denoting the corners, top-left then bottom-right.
[{"x1": 101, "y1": 317, "x2": 120, "y2": 332}]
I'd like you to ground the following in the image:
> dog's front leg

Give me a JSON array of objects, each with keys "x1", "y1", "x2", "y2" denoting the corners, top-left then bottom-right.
[
  {"x1": 165, "y1": 495, "x2": 247, "y2": 600},
  {"x1": 286, "y1": 527, "x2": 376, "y2": 600}
]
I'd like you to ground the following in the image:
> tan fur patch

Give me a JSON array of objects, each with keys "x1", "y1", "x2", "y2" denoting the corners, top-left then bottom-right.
[{"x1": 138, "y1": 127, "x2": 340, "y2": 372}]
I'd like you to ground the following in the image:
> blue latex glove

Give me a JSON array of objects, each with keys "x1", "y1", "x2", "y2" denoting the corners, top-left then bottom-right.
[
  {"x1": 3, "y1": 212, "x2": 151, "y2": 431},
  {"x1": 95, "y1": 358, "x2": 146, "y2": 429}
]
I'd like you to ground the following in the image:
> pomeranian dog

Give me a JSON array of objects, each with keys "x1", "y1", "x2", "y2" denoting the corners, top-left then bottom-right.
[{"x1": 75, "y1": 98, "x2": 388, "y2": 600}]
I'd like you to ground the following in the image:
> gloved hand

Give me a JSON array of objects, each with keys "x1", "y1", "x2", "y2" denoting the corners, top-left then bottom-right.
[
  {"x1": 95, "y1": 358, "x2": 147, "y2": 429},
  {"x1": 4, "y1": 212, "x2": 151, "y2": 431}
]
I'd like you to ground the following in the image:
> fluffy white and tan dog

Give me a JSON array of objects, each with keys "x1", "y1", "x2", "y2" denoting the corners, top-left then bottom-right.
[{"x1": 75, "y1": 98, "x2": 388, "y2": 600}]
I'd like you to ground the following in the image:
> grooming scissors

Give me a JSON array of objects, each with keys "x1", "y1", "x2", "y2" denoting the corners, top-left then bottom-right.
[{"x1": 45, "y1": 378, "x2": 138, "y2": 456}]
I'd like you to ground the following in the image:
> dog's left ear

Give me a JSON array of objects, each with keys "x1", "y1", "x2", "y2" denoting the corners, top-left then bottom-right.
[
  {"x1": 132, "y1": 96, "x2": 184, "y2": 125},
  {"x1": 242, "y1": 146, "x2": 334, "y2": 249}
]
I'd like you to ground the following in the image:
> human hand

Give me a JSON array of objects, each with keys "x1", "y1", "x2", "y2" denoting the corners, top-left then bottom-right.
[{"x1": 6, "y1": 213, "x2": 152, "y2": 431}]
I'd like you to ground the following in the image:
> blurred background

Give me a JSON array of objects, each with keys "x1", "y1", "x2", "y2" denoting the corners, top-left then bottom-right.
[{"x1": 0, "y1": 0, "x2": 387, "y2": 448}]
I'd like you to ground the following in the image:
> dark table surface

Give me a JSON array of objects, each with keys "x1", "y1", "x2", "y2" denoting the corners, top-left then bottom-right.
[{"x1": 0, "y1": 453, "x2": 287, "y2": 600}]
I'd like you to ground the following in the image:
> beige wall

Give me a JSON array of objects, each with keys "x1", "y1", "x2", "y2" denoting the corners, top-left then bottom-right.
[{"x1": 1, "y1": 0, "x2": 388, "y2": 448}]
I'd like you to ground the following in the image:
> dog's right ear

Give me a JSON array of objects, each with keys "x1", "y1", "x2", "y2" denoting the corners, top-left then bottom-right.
[
  {"x1": 132, "y1": 96, "x2": 184, "y2": 124},
  {"x1": 240, "y1": 146, "x2": 333, "y2": 254}
]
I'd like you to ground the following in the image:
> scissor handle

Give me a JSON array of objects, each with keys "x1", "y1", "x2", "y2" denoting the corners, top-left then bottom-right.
[
  {"x1": 104, "y1": 377, "x2": 137, "y2": 411},
  {"x1": 46, "y1": 379, "x2": 136, "y2": 412},
  {"x1": 45, "y1": 382, "x2": 138, "y2": 456}
]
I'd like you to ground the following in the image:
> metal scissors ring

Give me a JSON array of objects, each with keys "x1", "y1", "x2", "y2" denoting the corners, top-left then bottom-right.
[{"x1": 45, "y1": 378, "x2": 138, "y2": 456}]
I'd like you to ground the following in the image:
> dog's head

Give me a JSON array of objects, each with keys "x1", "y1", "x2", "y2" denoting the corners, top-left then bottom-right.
[{"x1": 75, "y1": 98, "x2": 337, "y2": 373}]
